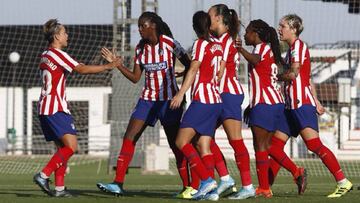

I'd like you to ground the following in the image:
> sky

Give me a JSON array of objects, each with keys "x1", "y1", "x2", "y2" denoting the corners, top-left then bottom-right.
[{"x1": 0, "y1": 0, "x2": 359, "y2": 49}]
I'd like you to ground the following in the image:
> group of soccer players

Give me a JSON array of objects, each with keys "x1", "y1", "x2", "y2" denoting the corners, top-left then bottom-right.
[{"x1": 33, "y1": 3, "x2": 353, "y2": 200}]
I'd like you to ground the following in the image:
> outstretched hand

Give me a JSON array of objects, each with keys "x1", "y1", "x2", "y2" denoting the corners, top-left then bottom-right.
[{"x1": 101, "y1": 47, "x2": 117, "y2": 63}]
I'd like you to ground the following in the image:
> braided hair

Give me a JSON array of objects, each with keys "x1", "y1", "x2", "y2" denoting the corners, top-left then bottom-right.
[
  {"x1": 138, "y1": 12, "x2": 173, "y2": 52},
  {"x1": 211, "y1": 4, "x2": 240, "y2": 40},
  {"x1": 248, "y1": 19, "x2": 285, "y2": 66}
]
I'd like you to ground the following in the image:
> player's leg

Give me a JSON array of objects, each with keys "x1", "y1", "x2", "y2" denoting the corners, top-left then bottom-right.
[
  {"x1": 251, "y1": 125, "x2": 273, "y2": 198},
  {"x1": 301, "y1": 128, "x2": 352, "y2": 198},
  {"x1": 210, "y1": 138, "x2": 237, "y2": 196},
  {"x1": 223, "y1": 119, "x2": 254, "y2": 197},
  {"x1": 268, "y1": 131, "x2": 307, "y2": 195},
  {"x1": 177, "y1": 102, "x2": 222, "y2": 200},
  {"x1": 97, "y1": 99, "x2": 153, "y2": 196},
  {"x1": 97, "y1": 118, "x2": 147, "y2": 196},
  {"x1": 161, "y1": 101, "x2": 192, "y2": 197},
  {"x1": 164, "y1": 123, "x2": 195, "y2": 198},
  {"x1": 52, "y1": 137, "x2": 76, "y2": 197},
  {"x1": 295, "y1": 105, "x2": 352, "y2": 197},
  {"x1": 34, "y1": 112, "x2": 76, "y2": 196}
]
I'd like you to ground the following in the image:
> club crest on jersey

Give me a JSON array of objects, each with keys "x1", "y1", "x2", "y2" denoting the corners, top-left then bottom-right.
[{"x1": 143, "y1": 61, "x2": 167, "y2": 72}]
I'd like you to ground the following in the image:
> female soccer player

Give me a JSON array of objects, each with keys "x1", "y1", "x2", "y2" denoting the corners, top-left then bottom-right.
[
  {"x1": 170, "y1": 10, "x2": 223, "y2": 200},
  {"x1": 207, "y1": 4, "x2": 254, "y2": 199},
  {"x1": 96, "y1": 12, "x2": 191, "y2": 196},
  {"x1": 33, "y1": 19, "x2": 120, "y2": 197},
  {"x1": 236, "y1": 19, "x2": 285, "y2": 198},
  {"x1": 271, "y1": 14, "x2": 352, "y2": 198}
]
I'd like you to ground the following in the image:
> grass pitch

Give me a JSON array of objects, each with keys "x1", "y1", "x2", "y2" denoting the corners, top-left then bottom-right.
[{"x1": 0, "y1": 161, "x2": 359, "y2": 203}]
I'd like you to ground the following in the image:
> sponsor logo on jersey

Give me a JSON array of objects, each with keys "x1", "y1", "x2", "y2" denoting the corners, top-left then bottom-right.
[{"x1": 143, "y1": 61, "x2": 167, "y2": 72}]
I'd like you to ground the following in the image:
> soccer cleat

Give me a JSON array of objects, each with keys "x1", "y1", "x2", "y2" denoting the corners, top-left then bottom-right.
[
  {"x1": 192, "y1": 178, "x2": 217, "y2": 200},
  {"x1": 54, "y1": 188, "x2": 73, "y2": 197},
  {"x1": 216, "y1": 176, "x2": 235, "y2": 196},
  {"x1": 327, "y1": 180, "x2": 353, "y2": 198},
  {"x1": 175, "y1": 186, "x2": 198, "y2": 199},
  {"x1": 203, "y1": 189, "x2": 219, "y2": 201},
  {"x1": 33, "y1": 172, "x2": 53, "y2": 196},
  {"x1": 255, "y1": 187, "x2": 273, "y2": 198},
  {"x1": 96, "y1": 182, "x2": 124, "y2": 196},
  {"x1": 294, "y1": 167, "x2": 307, "y2": 195},
  {"x1": 228, "y1": 186, "x2": 255, "y2": 200}
]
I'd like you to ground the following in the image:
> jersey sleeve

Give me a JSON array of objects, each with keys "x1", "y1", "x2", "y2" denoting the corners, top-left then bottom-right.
[
  {"x1": 54, "y1": 49, "x2": 79, "y2": 73},
  {"x1": 291, "y1": 40, "x2": 301, "y2": 63},
  {"x1": 161, "y1": 35, "x2": 186, "y2": 58},
  {"x1": 191, "y1": 39, "x2": 207, "y2": 62},
  {"x1": 253, "y1": 43, "x2": 270, "y2": 62},
  {"x1": 134, "y1": 45, "x2": 142, "y2": 65}
]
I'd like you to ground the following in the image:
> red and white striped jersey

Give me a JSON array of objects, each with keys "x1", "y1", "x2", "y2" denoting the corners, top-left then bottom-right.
[
  {"x1": 134, "y1": 35, "x2": 186, "y2": 101},
  {"x1": 248, "y1": 43, "x2": 284, "y2": 107},
  {"x1": 212, "y1": 33, "x2": 244, "y2": 95},
  {"x1": 191, "y1": 39, "x2": 222, "y2": 104},
  {"x1": 284, "y1": 39, "x2": 316, "y2": 109},
  {"x1": 38, "y1": 48, "x2": 79, "y2": 115}
]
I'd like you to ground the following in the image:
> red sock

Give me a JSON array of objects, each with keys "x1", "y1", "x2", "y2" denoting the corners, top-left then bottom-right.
[
  {"x1": 42, "y1": 146, "x2": 74, "y2": 176},
  {"x1": 181, "y1": 144, "x2": 210, "y2": 181},
  {"x1": 305, "y1": 137, "x2": 345, "y2": 182},
  {"x1": 202, "y1": 154, "x2": 215, "y2": 179},
  {"x1": 255, "y1": 151, "x2": 270, "y2": 190},
  {"x1": 268, "y1": 136, "x2": 298, "y2": 177},
  {"x1": 210, "y1": 139, "x2": 229, "y2": 177},
  {"x1": 55, "y1": 163, "x2": 67, "y2": 187},
  {"x1": 173, "y1": 147, "x2": 189, "y2": 187},
  {"x1": 190, "y1": 166, "x2": 200, "y2": 189},
  {"x1": 229, "y1": 139, "x2": 252, "y2": 186},
  {"x1": 114, "y1": 138, "x2": 135, "y2": 183}
]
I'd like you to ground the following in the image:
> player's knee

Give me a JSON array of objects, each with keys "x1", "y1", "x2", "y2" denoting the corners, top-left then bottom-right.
[
  {"x1": 305, "y1": 138, "x2": 323, "y2": 153},
  {"x1": 175, "y1": 139, "x2": 185, "y2": 150}
]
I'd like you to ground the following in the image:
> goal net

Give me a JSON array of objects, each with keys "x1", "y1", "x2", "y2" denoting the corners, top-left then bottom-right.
[{"x1": 0, "y1": 0, "x2": 359, "y2": 180}]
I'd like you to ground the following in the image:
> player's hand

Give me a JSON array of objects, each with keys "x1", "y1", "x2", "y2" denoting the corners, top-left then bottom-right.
[
  {"x1": 107, "y1": 57, "x2": 122, "y2": 70},
  {"x1": 101, "y1": 47, "x2": 117, "y2": 63},
  {"x1": 170, "y1": 93, "x2": 184, "y2": 109},
  {"x1": 175, "y1": 71, "x2": 185, "y2": 78},
  {"x1": 315, "y1": 100, "x2": 325, "y2": 115},
  {"x1": 216, "y1": 68, "x2": 224, "y2": 83},
  {"x1": 243, "y1": 105, "x2": 251, "y2": 125},
  {"x1": 234, "y1": 36, "x2": 242, "y2": 52}
]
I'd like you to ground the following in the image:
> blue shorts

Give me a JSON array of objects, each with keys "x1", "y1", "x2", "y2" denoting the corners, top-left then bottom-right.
[
  {"x1": 180, "y1": 101, "x2": 222, "y2": 136},
  {"x1": 39, "y1": 112, "x2": 77, "y2": 141},
  {"x1": 277, "y1": 105, "x2": 319, "y2": 137},
  {"x1": 131, "y1": 99, "x2": 183, "y2": 127},
  {"x1": 219, "y1": 93, "x2": 244, "y2": 122},
  {"x1": 249, "y1": 103, "x2": 284, "y2": 132}
]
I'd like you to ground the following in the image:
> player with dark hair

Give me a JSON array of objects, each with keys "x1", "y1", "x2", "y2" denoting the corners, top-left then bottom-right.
[
  {"x1": 206, "y1": 4, "x2": 254, "y2": 199},
  {"x1": 170, "y1": 10, "x2": 224, "y2": 200},
  {"x1": 96, "y1": 12, "x2": 191, "y2": 196},
  {"x1": 236, "y1": 19, "x2": 286, "y2": 198},
  {"x1": 269, "y1": 14, "x2": 353, "y2": 198},
  {"x1": 33, "y1": 19, "x2": 120, "y2": 197}
]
